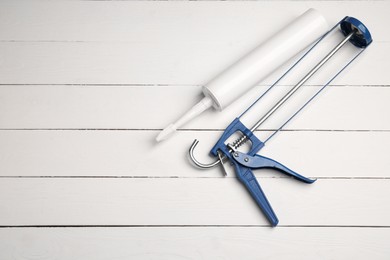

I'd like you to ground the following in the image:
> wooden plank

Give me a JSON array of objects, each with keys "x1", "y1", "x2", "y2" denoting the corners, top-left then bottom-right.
[
  {"x1": 0, "y1": 41, "x2": 385, "y2": 85},
  {"x1": 0, "y1": 130, "x2": 389, "y2": 178},
  {"x1": 0, "y1": 1, "x2": 387, "y2": 42},
  {"x1": 0, "y1": 1, "x2": 386, "y2": 86},
  {"x1": 0, "y1": 85, "x2": 389, "y2": 130},
  {"x1": 0, "y1": 227, "x2": 389, "y2": 259},
  {"x1": 0, "y1": 178, "x2": 389, "y2": 226}
]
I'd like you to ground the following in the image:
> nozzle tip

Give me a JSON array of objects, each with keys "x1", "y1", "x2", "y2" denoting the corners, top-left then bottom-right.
[{"x1": 156, "y1": 124, "x2": 177, "y2": 142}]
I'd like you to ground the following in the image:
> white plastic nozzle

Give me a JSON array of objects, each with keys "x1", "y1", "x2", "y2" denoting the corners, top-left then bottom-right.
[
  {"x1": 156, "y1": 96, "x2": 213, "y2": 142},
  {"x1": 156, "y1": 123, "x2": 177, "y2": 142}
]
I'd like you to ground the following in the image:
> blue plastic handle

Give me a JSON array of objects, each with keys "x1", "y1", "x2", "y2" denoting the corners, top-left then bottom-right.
[
  {"x1": 209, "y1": 118, "x2": 315, "y2": 226},
  {"x1": 232, "y1": 161, "x2": 279, "y2": 227}
]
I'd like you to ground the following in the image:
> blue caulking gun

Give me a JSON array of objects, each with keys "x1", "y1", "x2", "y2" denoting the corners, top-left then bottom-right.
[{"x1": 186, "y1": 16, "x2": 372, "y2": 226}]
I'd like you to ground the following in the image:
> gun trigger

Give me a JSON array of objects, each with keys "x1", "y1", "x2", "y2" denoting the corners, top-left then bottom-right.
[{"x1": 232, "y1": 151, "x2": 315, "y2": 184}]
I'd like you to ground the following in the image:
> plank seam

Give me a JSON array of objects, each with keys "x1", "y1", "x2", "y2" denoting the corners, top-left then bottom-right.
[
  {"x1": 0, "y1": 84, "x2": 389, "y2": 87},
  {"x1": 0, "y1": 40, "x2": 388, "y2": 43},
  {"x1": 0, "y1": 225, "x2": 389, "y2": 228},
  {"x1": 0, "y1": 176, "x2": 388, "y2": 180},
  {"x1": 36, "y1": 0, "x2": 390, "y2": 2},
  {"x1": 0, "y1": 129, "x2": 389, "y2": 132}
]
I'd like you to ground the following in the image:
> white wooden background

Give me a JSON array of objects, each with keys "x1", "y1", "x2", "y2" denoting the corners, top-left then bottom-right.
[{"x1": 0, "y1": 0, "x2": 389, "y2": 259}]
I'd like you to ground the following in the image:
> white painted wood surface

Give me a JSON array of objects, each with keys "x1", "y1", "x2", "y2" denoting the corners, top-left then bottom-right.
[{"x1": 0, "y1": 1, "x2": 389, "y2": 259}]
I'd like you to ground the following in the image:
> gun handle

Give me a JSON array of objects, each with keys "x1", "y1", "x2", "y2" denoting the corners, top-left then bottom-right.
[{"x1": 234, "y1": 163, "x2": 279, "y2": 227}]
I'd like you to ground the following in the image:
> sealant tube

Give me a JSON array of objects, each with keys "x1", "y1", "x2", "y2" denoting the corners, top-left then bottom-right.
[{"x1": 156, "y1": 8, "x2": 329, "y2": 142}]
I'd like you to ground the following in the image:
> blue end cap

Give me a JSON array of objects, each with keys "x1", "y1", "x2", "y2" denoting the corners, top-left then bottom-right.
[{"x1": 340, "y1": 17, "x2": 373, "y2": 48}]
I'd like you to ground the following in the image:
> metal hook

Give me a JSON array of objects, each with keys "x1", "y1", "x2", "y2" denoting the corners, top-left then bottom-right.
[{"x1": 189, "y1": 139, "x2": 221, "y2": 169}]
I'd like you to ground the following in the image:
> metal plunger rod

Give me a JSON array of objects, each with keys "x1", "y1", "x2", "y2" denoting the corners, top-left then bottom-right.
[
  {"x1": 250, "y1": 30, "x2": 355, "y2": 132},
  {"x1": 229, "y1": 30, "x2": 355, "y2": 150}
]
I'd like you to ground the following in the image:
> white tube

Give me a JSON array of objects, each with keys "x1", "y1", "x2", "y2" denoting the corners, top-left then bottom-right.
[{"x1": 156, "y1": 8, "x2": 328, "y2": 142}]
